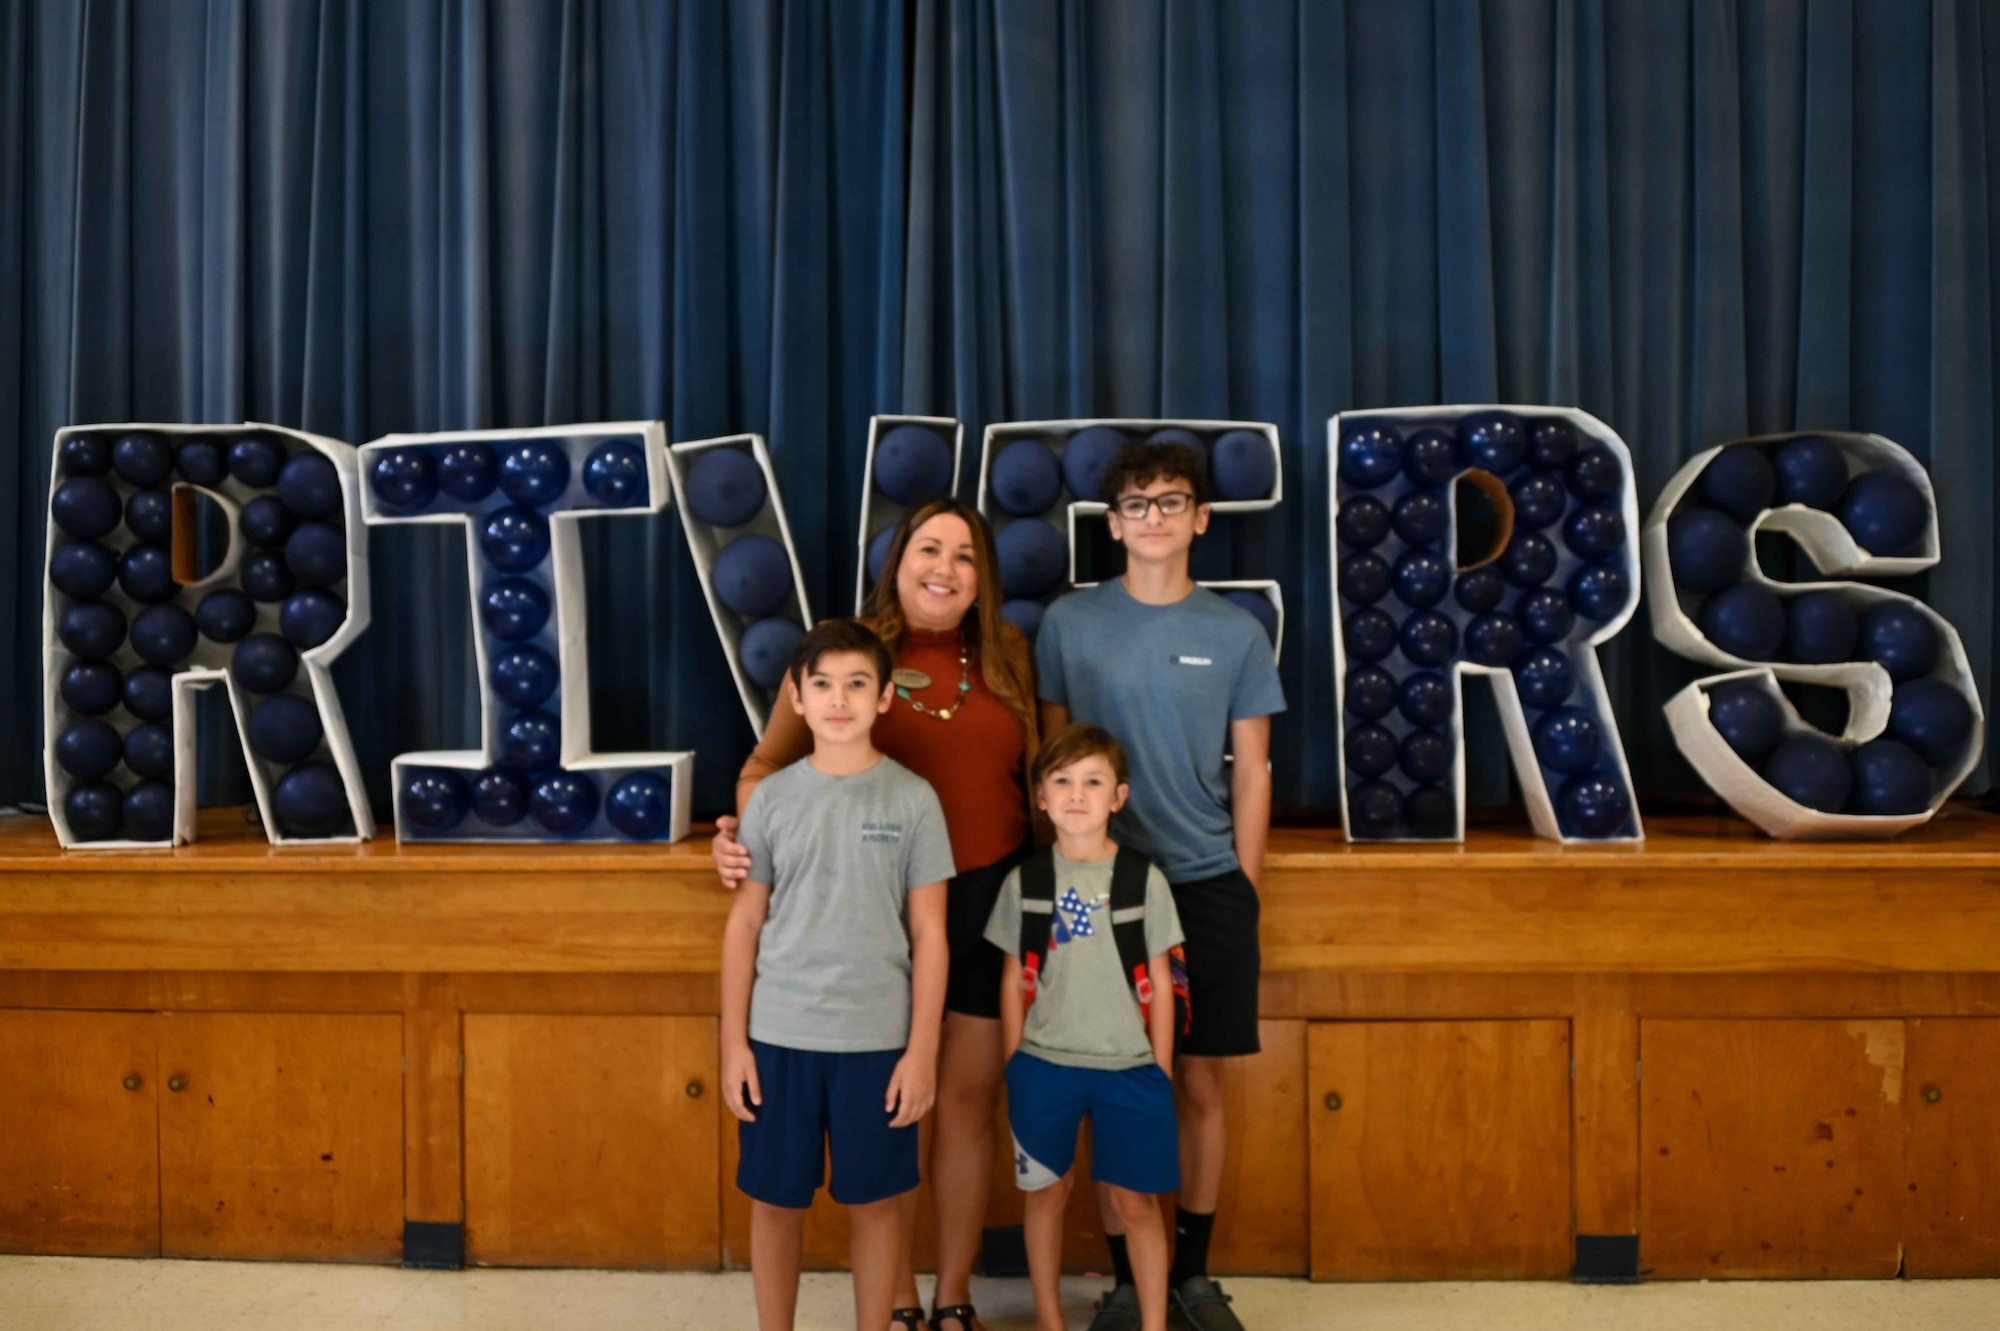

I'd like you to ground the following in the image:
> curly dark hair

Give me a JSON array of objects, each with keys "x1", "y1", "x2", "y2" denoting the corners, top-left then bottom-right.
[{"x1": 1098, "y1": 439, "x2": 1211, "y2": 506}]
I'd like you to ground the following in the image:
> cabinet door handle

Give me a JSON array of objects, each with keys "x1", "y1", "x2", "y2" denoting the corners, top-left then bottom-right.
[
  {"x1": 1924, "y1": 1084, "x2": 1943, "y2": 1103},
  {"x1": 122, "y1": 1075, "x2": 141, "y2": 1092},
  {"x1": 1324, "y1": 1092, "x2": 1343, "y2": 1112},
  {"x1": 685, "y1": 1080, "x2": 704, "y2": 1099},
  {"x1": 167, "y1": 1075, "x2": 186, "y2": 1093}
]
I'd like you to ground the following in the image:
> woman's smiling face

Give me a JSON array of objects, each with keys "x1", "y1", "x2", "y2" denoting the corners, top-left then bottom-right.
[{"x1": 896, "y1": 512, "x2": 979, "y2": 631}]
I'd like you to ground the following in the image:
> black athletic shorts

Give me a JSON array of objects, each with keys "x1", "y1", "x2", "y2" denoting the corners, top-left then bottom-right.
[
  {"x1": 1170, "y1": 867, "x2": 1263, "y2": 1057},
  {"x1": 943, "y1": 843, "x2": 1030, "y2": 1020}
]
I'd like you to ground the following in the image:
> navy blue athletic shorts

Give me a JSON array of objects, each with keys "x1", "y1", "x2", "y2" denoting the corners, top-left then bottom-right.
[
  {"x1": 1004, "y1": 1051, "x2": 1180, "y2": 1196},
  {"x1": 735, "y1": 1041, "x2": 920, "y2": 1208}
]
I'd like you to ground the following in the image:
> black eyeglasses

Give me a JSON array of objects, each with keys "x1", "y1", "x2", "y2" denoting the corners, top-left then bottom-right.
[{"x1": 1112, "y1": 492, "x2": 1197, "y2": 520}]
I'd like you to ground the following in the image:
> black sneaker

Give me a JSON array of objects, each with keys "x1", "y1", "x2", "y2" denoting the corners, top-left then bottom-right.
[
  {"x1": 1169, "y1": 1275, "x2": 1244, "y2": 1331},
  {"x1": 1086, "y1": 1283, "x2": 1144, "y2": 1331}
]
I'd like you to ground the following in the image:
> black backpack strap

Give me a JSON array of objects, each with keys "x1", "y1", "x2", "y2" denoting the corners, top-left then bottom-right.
[
  {"x1": 1109, "y1": 847, "x2": 1191, "y2": 1035},
  {"x1": 1017, "y1": 848, "x2": 1057, "y2": 1009}
]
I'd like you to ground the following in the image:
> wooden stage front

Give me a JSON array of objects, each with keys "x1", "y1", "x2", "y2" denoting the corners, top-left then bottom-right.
[{"x1": 3, "y1": 806, "x2": 1999, "y2": 1281}]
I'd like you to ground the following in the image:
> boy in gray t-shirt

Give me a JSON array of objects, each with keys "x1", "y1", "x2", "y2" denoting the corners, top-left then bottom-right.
[{"x1": 720, "y1": 620, "x2": 955, "y2": 1331}]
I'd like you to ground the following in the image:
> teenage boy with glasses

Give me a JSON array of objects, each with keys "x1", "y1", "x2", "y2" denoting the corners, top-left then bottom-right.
[{"x1": 1033, "y1": 439, "x2": 1286, "y2": 1331}]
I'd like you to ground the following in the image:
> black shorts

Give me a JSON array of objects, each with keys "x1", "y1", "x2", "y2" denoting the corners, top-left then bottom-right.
[
  {"x1": 1170, "y1": 867, "x2": 1262, "y2": 1057},
  {"x1": 943, "y1": 844, "x2": 1030, "y2": 1020}
]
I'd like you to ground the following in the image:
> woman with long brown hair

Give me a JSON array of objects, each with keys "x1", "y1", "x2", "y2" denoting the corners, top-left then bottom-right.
[{"x1": 713, "y1": 498, "x2": 1038, "y2": 1331}]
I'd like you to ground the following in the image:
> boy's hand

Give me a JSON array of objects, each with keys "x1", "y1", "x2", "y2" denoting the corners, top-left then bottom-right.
[
  {"x1": 711, "y1": 816, "x2": 753, "y2": 887},
  {"x1": 721, "y1": 1040, "x2": 762, "y2": 1123},
  {"x1": 885, "y1": 1049, "x2": 936, "y2": 1128}
]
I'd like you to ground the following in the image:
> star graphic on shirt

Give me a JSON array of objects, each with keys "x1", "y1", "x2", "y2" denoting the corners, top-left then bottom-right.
[{"x1": 1058, "y1": 886, "x2": 1101, "y2": 939}]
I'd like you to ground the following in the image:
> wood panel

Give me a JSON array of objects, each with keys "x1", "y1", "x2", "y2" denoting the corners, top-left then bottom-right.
[
  {"x1": 1905, "y1": 1018, "x2": 2000, "y2": 1276},
  {"x1": 158, "y1": 1013, "x2": 403, "y2": 1261},
  {"x1": 0, "y1": 1010, "x2": 160, "y2": 1255},
  {"x1": 466, "y1": 1014, "x2": 720, "y2": 1267},
  {"x1": 1573, "y1": 980, "x2": 1639, "y2": 1236},
  {"x1": 1307, "y1": 1020, "x2": 1571, "y2": 1280},
  {"x1": 1639, "y1": 1019, "x2": 1906, "y2": 1278},
  {"x1": 403, "y1": 976, "x2": 461, "y2": 1225}
]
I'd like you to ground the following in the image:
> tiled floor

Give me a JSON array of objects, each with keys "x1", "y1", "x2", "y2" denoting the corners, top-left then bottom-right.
[{"x1": 1, "y1": 1258, "x2": 1997, "y2": 1330}]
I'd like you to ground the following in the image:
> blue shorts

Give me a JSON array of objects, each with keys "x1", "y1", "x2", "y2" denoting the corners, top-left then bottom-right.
[
  {"x1": 736, "y1": 1041, "x2": 920, "y2": 1208},
  {"x1": 1005, "y1": 1051, "x2": 1180, "y2": 1196}
]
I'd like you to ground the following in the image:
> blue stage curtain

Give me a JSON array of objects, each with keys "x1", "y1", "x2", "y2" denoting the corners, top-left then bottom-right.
[{"x1": 900, "y1": 0, "x2": 2000, "y2": 810}]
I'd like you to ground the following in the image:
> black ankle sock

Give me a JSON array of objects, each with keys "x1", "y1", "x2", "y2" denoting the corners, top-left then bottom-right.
[
  {"x1": 1169, "y1": 1207, "x2": 1216, "y2": 1286},
  {"x1": 1107, "y1": 1233, "x2": 1134, "y2": 1288}
]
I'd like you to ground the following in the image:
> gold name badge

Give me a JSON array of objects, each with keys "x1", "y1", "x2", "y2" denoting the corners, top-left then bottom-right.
[{"x1": 891, "y1": 668, "x2": 933, "y2": 690}]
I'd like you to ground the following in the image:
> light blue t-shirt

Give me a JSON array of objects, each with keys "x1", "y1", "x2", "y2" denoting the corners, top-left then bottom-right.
[{"x1": 1035, "y1": 580, "x2": 1287, "y2": 881}]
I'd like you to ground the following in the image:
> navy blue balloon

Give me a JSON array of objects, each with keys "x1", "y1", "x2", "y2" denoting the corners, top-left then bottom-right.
[
  {"x1": 873, "y1": 425, "x2": 953, "y2": 504},
  {"x1": 1850, "y1": 739, "x2": 1933, "y2": 816},
  {"x1": 865, "y1": 526, "x2": 896, "y2": 585},
  {"x1": 480, "y1": 578, "x2": 551, "y2": 643},
  {"x1": 1666, "y1": 506, "x2": 1748, "y2": 592},
  {"x1": 241, "y1": 495, "x2": 297, "y2": 548},
  {"x1": 61, "y1": 434, "x2": 112, "y2": 476},
  {"x1": 1210, "y1": 430, "x2": 1276, "y2": 501},
  {"x1": 280, "y1": 589, "x2": 346, "y2": 650},
  {"x1": 471, "y1": 767, "x2": 532, "y2": 825},
  {"x1": 437, "y1": 443, "x2": 500, "y2": 502},
  {"x1": 1527, "y1": 419, "x2": 1578, "y2": 472},
  {"x1": 715, "y1": 533, "x2": 797, "y2": 615},
  {"x1": 1783, "y1": 591, "x2": 1858, "y2": 664},
  {"x1": 500, "y1": 710, "x2": 562, "y2": 772},
  {"x1": 1837, "y1": 470, "x2": 1927, "y2": 557},
  {"x1": 1564, "y1": 504, "x2": 1625, "y2": 561},
  {"x1": 402, "y1": 769, "x2": 472, "y2": 833},
  {"x1": 1519, "y1": 588, "x2": 1576, "y2": 645},
  {"x1": 1706, "y1": 682, "x2": 1786, "y2": 759},
  {"x1": 1857, "y1": 603, "x2": 1938, "y2": 683},
  {"x1": 1402, "y1": 429, "x2": 1460, "y2": 487},
  {"x1": 61, "y1": 661, "x2": 122, "y2": 715},
  {"x1": 1399, "y1": 728, "x2": 1453, "y2": 783},
  {"x1": 118, "y1": 544, "x2": 179, "y2": 604},
  {"x1": 1531, "y1": 707, "x2": 1603, "y2": 774},
  {"x1": 1344, "y1": 724, "x2": 1399, "y2": 778},
  {"x1": 1147, "y1": 426, "x2": 1204, "y2": 449},
  {"x1": 369, "y1": 447, "x2": 437, "y2": 510},
  {"x1": 1338, "y1": 424, "x2": 1403, "y2": 487},
  {"x1": 1406, "y1": 784, "x2": 1456, "y2": 837},
  {"x1": 492, "y1": 645, "x2": 560, "y2": 709},
  {"x1": 1465, "y1": 612, "x2": 1525, "y2": 667},
  {"x1": 275, "y1": 762, "x2": 349, "y2": 837},
  {"x1": 1338, "y1": 553, "x2": 1391, "y2": 606},
  {"x1": 1700, "y1": 583, "x2": 1785, "y2": 660},
  {"x1": 123, "y1": 781, "x2": 175, "y2": 841},
  {"x1": 125, "y1": 489, "x2": 175, "y2": 543},
  {"x1": 1337, "y1": 495, "x2": 1391, "y2": 549},
  {"x1": 1567, "y1": 448, "x2": 1622, "y2": 502},
  {"x1": 500, "y1": 441, "x2": 571, "y2": 507},
  {"x1": 177, "y1": 439, "x2": 228, "y2": 485},
  {"x1": 277, "y1": 452, "x2": 343, "y2": 521},
  {"x1": 532, "y1": 772, "x2": 600, "y2": 836},
  {"x1": 1344, "y1": 666, "x2": 1397, "y2": 720},
  {"x1": 1772, "y1": 437, "x2": 1847, "y2": 509},
  {"x1": 231, "y1": 633, "x2": 299, "y2": 695},
  {"x1": 66, "y1": 781, "x2": 124, "y2": 841},
  {"x1": 241, "y1": 550, "x2": 297, "y2": 602},
  {"x1": 1347, "y1": 780, "x2": 1405, "y2": 837},
  {"x1": 56, "y1": 718, "x2": 123, "y2": 779},
  {"x1": 995, "y1": 520, "x2": 1066, "y2": 600},
  {"x1": 112, "y1": 432, "x2": 174, "y2": 486},
  {"x1": 742, "y1": 616, "x2": 806, "y2": 689},
  {"x1": 1513, "y1": 648, "x2": 1574, "y2": 709},
  {"x1": 606, "y1": 773, "x2": 676, "y2": 840},
  {"x1": 123, "y1": 723, "x2": 175, "y2": 780},
  {"x1": 582, "y1": 441, "x2": 647, "y2": 507},
  {"x1": 1500, "y1": 532, "x2": 1556, "y2": 588},
  {"x1": 123, "y1": 665, "x2": 173, "y2": 722},
  {"x1": 992, "y1": 440, "x2": 1063, "y2": 516},
  {"x1": 50, "y1": 541, "x2": 118, "y2": 599},
  {"x1": 1399, "y1": 671, "x2": 1453, "y2": 726},
  {"x1": 285, "y1": 522, "x2": 346, "y2": 587},
  {"x1": 1225, "y1": 591, "x2": 1279, "y2": 644},
  {"x1": 1343, "y1": 608, "x2": 1398, "y2": 664},
  {"x1": 684, "y1": 447, "x2": 767, "y2": 526},
  {"x1": 1399, "y1": 610, "x2": 1458, "y2": 667},
  {"x1": 1061, "y1": 426, "x2": 1127, "y2": 501},
  {"x1": 1000, "y1": 600, "x2": 1045, "y2": 646},
  {"x1": 1697, "y1": 446, "x2": 1778, "y2": 523},
  {"x1": 131, "y1": 604, "x2": 196, "y2": 665},
  {"x1": 58, "y1": 601, "x2": 126, "y2": 661},
  {"x1": 228, "y1": 436, "x2": 286, "y2": 488},
  {"x1": 1559, "y1": 774, "x2": 1631, "y2": 837},
  {"x1": 1392, "y1": 489, "x2": 1449, "y2": 547},
  {"x1": 1459, "y1": 411, "x2": 1526, "y2": 474},
  {"x1": 1454, "y1": 567, "x2": 1505, "y2": 614},
  {"x1": 480, "y1": 506, "x2": 551, "y2": 572},
  {"x1": 1762, "y1": 733, "x2": 1852, "y2": 812},
  {"x1": 1393, "y1": 550, "x2": 1451, "y2": 608},
  {"x1": 1509, "y1": 474, "x2": 1566, "y2": 529},
  {"x1": 248, "y1": 695, "x2": 324, "y2": 764},
  {"x1": 1888, "y1": 678, "x2": 1975, "y2": 767},
  {"x1": 51, "y1": 476, "x2": 121, "y2": 539},
  {"x1": 1568, "y1": 561, "x2": 1631, "y2": 621}
]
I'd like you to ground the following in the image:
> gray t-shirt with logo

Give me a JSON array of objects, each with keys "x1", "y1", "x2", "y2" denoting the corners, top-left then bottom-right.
[
  {"x1": 984, "y1": 850, "x2": 1185, "y2": 1071},
  {"x1": 740, "y1": 755, "x2": 957, "y2": 1053},
  {"x1": 1035, "y1": 579, "x2": 1288, "y2": 882}
]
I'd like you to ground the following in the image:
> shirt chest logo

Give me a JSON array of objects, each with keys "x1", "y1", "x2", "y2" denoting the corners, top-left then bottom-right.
[
  {"x1": 860, "y1": 821, "x2": 904, "y2": 844},
  {"x1": 1174, "y1": 655, "x2": 1213, "y2": 666}
]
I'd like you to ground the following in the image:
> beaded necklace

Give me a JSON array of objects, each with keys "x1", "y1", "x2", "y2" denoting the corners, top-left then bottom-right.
[{"x1": 896, "y1": 641, "x2": 972, "y2": 722}]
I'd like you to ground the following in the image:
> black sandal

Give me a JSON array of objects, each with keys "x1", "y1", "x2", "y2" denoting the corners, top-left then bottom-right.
[
  {"x1": 930, "y1": 1305, "x2": 983, "y2": 1331},
  {"x1": 892, "y1": 1310, "x2": 927, "y2": 1330}
]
